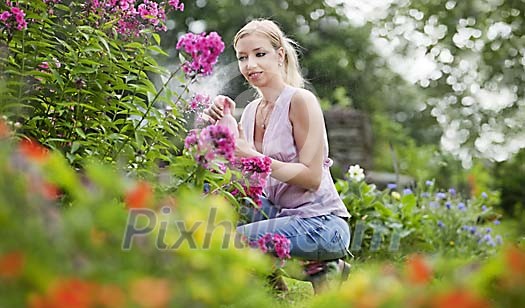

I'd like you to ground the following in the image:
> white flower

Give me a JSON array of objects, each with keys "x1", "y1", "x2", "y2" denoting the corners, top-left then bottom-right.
[{"x1": 347, "y1": 164, "x2": 365, "y2": 182}]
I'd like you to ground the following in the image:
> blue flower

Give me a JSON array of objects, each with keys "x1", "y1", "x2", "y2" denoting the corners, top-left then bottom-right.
[
  {"x1": 429, "y1": 201, "x2": 439, "y2": 208},
  {"x1": 469, "y1": 226, "x2": 477, "y2": 234},
  {"x1": 425, "y1": 180, "x2": 434, "y2": 186},
  {"x1": 462, "y1": 225, "x2": 470, "y2": 231},
  {"x1": 481, "y1": 192, "x2": 488, "y2": 199},
  {"x1": 485, "y1": 227, "x2": 492, "y2": 233},
  {"x1": 421, "y1": 192, "x2": 430, "y2": 198},
  {"x1": 448, "y1": 188, "x2": 456, "y2": 196},
  {"x1": 438, "y1": 221, "x2": 445, "y2": 228},
  {"x1": 457, "y1": 202, "x2": 466, "y2": 211},
  {"x1": 436, "y1": 192, "x2": 447, "y2": 199},
  {"x1": 495, "y1": 235, "x2": 503, "y2": 245},
  {"x1": 493, "y1": 219, "x2": 500, "y2": 225},
  {"x1": 445, "y1": 201, "x2": 451, "y2": 209},
  {"x1": 387, "y1": 183, "x2": 397, "y2": 189},
  {"x1": 403, "y1": 188, "x2": 413, "y2": 195},
  {"x1": 482, "y1": 205, "x2": 487, "y2": 212}
]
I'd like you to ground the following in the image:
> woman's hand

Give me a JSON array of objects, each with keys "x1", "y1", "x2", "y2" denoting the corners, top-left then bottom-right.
[
  {"x1": 235, "y1": 124, "x2": 260, "y2": 158},
  {"x1": 204, "y1": 95, "x2": 236, "y2": 123}
]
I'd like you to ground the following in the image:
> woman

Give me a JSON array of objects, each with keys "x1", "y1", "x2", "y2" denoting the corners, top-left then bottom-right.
[{"x1": 204, "y1": 19, "x2": 351, "y2": 293}]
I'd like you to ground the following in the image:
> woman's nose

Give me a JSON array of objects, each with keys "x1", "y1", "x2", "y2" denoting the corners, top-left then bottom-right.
[{"x1": 246, "y1": 56, "x2": 257, "y2": 69}]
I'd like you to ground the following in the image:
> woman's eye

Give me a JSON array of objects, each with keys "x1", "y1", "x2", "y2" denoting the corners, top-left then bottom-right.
[
  {"x1": 256, "y1": 52, "x2": 266, "y2": 57},
  {"x1": 237, "y1": 56, "x2": 246, "y2": 61}
]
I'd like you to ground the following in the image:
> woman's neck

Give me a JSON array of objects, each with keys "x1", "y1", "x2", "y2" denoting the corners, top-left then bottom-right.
[{"x1": 258, "y1": 82, "x2": 287, "y2": 105}]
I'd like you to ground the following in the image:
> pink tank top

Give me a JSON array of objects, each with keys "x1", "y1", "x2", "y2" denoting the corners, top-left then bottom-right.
[{"x1": 240, "y1": 85, "x2": 350, "y2": 219}]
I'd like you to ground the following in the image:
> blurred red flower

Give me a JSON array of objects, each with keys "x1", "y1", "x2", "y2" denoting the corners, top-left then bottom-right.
[
  {"x1": 506, "y1": 246, "x2": 525, "y2": 276},
  {"x1": 432, "y1": 289, "x2": 490, "y2": 308},
  {"x1": 406, "y1": 254, "x2": 432, "y2": 285},
  {"x1": 19, "y1": 138, "x2": 49, "y2": 162},
  {"x1": 40, "y1": 181, "x2": 60, "y2": 201},
  {"x1": 0, "y1": 251, "x2": 25, "y2": 279},
  {"x1": 29, "y1": 278, "x2": 127, "y2": 308},
  {"x1": 29, "y1": 278, "x2": 96, "y2": 308},
  {"x1": 125, "y1": 181, "x2": 153, "y2": 209}
]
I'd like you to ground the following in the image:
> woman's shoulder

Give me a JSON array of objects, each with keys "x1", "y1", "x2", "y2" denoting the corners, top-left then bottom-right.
[{"x1": 289, "y1": 88, "x2": 319, "y2": 107}]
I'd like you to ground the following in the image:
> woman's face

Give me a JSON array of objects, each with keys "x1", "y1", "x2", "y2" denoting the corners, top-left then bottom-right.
[{"x1": 235, "y1": 33, "x2": 284, "y2": 88}]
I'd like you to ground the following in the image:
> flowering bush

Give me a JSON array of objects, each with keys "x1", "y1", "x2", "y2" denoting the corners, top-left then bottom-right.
[
  {"x1": 337, "y1": 165, "x2": 504, "y2": 258},
  {"x1": 0, "y1": 0, "x2": 197, "y2": 171},
  {"x1": 0, "y1": 129, "x2": 278, "y2": 307},
  {"x1": 309, "y1": 245, "x2": 525, "y2": 307}
]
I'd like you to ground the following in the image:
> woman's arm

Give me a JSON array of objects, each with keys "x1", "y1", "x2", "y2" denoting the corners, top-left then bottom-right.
[{"x1": 238, "y1": 89, "x2": 325, "y2": 191}]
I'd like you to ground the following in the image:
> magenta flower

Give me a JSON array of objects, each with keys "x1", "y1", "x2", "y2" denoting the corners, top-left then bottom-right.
[
  {"x1": 85, "y1": 0, "x2": 181, "y2": 38},
  {"x1": 189, "y1": 93, "x2": 211, "y2": 111},
  {"x1": 251, "y1": 233, "x2": 291, "y2": 261},
  {"x1": 0, "y1": 4, "x2": 27, "y2": 31},
  {"x1": 232, "y1": 156, "x2": 272, "y2": 206},
  {"x1": 169, "y1": 0, "x2": 184, "y2": 11},
  {"x1": 176, "y1": 32, "x2": 225, "y2": 76},
  {"x1": 184, "y1": 125, "x2": 235, "y2": 169}
]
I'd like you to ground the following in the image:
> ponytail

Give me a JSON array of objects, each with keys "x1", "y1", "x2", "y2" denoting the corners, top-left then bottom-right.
[{"x1": 281, "y1": 36, "x2": 304, "y2": 88}]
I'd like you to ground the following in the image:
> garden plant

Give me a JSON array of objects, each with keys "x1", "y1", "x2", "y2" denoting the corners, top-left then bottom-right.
[{"x1": 1, "y1": 0, "x2": 524, "y2": 307}]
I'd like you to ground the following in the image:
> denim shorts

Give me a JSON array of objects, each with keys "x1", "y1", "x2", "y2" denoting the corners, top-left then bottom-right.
[{"x1": 236, "y1": 197, "x2": 351, "y2": 261}]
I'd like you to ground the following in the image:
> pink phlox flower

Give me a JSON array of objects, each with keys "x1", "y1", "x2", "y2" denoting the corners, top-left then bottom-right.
[
  {"x1": 188, "y1": 93, "x2": 211, "y2": 112},
  {"x1": 184, "y1": 125, "x2": 235, "y2": 169},
  {"x1": 252, "y1": 233, "x2": 291, "y2": 260},
  {"x1": 39, "y1": 62, "x2": 50, "y2": 70},
  {"x1": 168, "y1": 0, "x2": 184, "y2": 11},
  {"x1": 0, "y1": 11, "x2": 11, "y2": 22},
  {"x1": 176, "y1": 32, "x2": 225, "y2": 76},
  {"x1": 0, "y1": 4, "x2": 27, "y2": 31}
]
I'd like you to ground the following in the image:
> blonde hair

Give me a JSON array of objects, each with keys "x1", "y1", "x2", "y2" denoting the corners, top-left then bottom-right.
[{"x1": 233, "y1": 19, "x2": 305, "y2": 88}]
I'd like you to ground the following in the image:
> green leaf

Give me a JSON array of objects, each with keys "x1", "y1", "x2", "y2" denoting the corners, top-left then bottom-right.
[
  {"x1": 152, "y1": 33, "x2": 161, "y2": 45},
  {"x1": 75, "y1": 128, "x2": 86, "y2": 139},
  {"x1": 147, "y1": 45, "x2": 169, "y2": 56},
  {"x1": 372, "y1": 201, "x2": 395, "y2": 217},
  {"x1": 401, "y1": 194, "x2": 417, "y2": 216}
]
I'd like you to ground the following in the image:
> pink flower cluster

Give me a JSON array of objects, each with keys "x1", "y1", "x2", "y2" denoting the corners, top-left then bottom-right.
[
  {"x1": 176, "y1": 32, "x2": 225, "y2": 76},
  {"x1": 184, "y1": 125, "x2": 235, "y2": 169},
  {"x1": 233, "y1": 156, "x2": 272, "y2": 206},
  {"x1": 0, "y1": 3, "x2": 27, "y2": 31},
  {"x1": 251, "y1": 233, "x2": 291, "y2": 261},
  {"x1": 168, "y1": 0, "x2": 184, "y2": 11},
  {"x1": 87, "y1": 0, "x2": 184, "y2": 38},
  {"x1": 189, "y1": 93, "x2": 211, "y2": 112}
]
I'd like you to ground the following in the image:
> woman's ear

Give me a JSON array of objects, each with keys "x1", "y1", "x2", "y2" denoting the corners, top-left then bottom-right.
[{"x1": 277, "y1": 47, "x2": 285, "y2": 64}]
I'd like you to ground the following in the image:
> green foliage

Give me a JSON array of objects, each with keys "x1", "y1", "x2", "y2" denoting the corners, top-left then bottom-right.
[
  {"x1": 0, "y1": 136, "x2": 278, "y2": 307},
  {"x1": 336, "y1": 173, "x2": 504, "y2": 259},
  {"x1": 493, "y1": 149, "x2": 525, "y2": 215},
  {"x1": 0, "y1": 0, "x2": 186, "y2": 172}
]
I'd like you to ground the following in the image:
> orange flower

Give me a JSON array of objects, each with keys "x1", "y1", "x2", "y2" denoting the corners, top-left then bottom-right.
[
  {"x1": 40, "y1": 181, "x2": 60, "y2": 201},
  {"x1": 506, "y1": 246, "x2": 525, "y2": 276},
  {"x1": 0, "y1": 251, "x2": 25, "y2": 279},
  {"x1": 30, "y1": 280, "x2": 127, "y2": 308},
  {"x1": 95, "y1": 284, "x2": 126, "y2": 308},
  {"x1": 406, "y1": 254, "x2": 432, "y2": 285},
  {"x1": 0, "y1": 119, "x2": 9, "y2": 138},
  {"x1": 432, "y1": 289, "x2": 490, "y2": 308},
  {"x1": 19, "y1": 138, "x2": 49, "y2": 162},
  {"x1": 130, "y1": 277, "x2": 171, "y2": 308},
  {"x1": 29, "y1": 278, "x2": 96, "y2": 308},
  {"x1": 125, "y1": 181, "x2": 153, "y2": 209}
]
